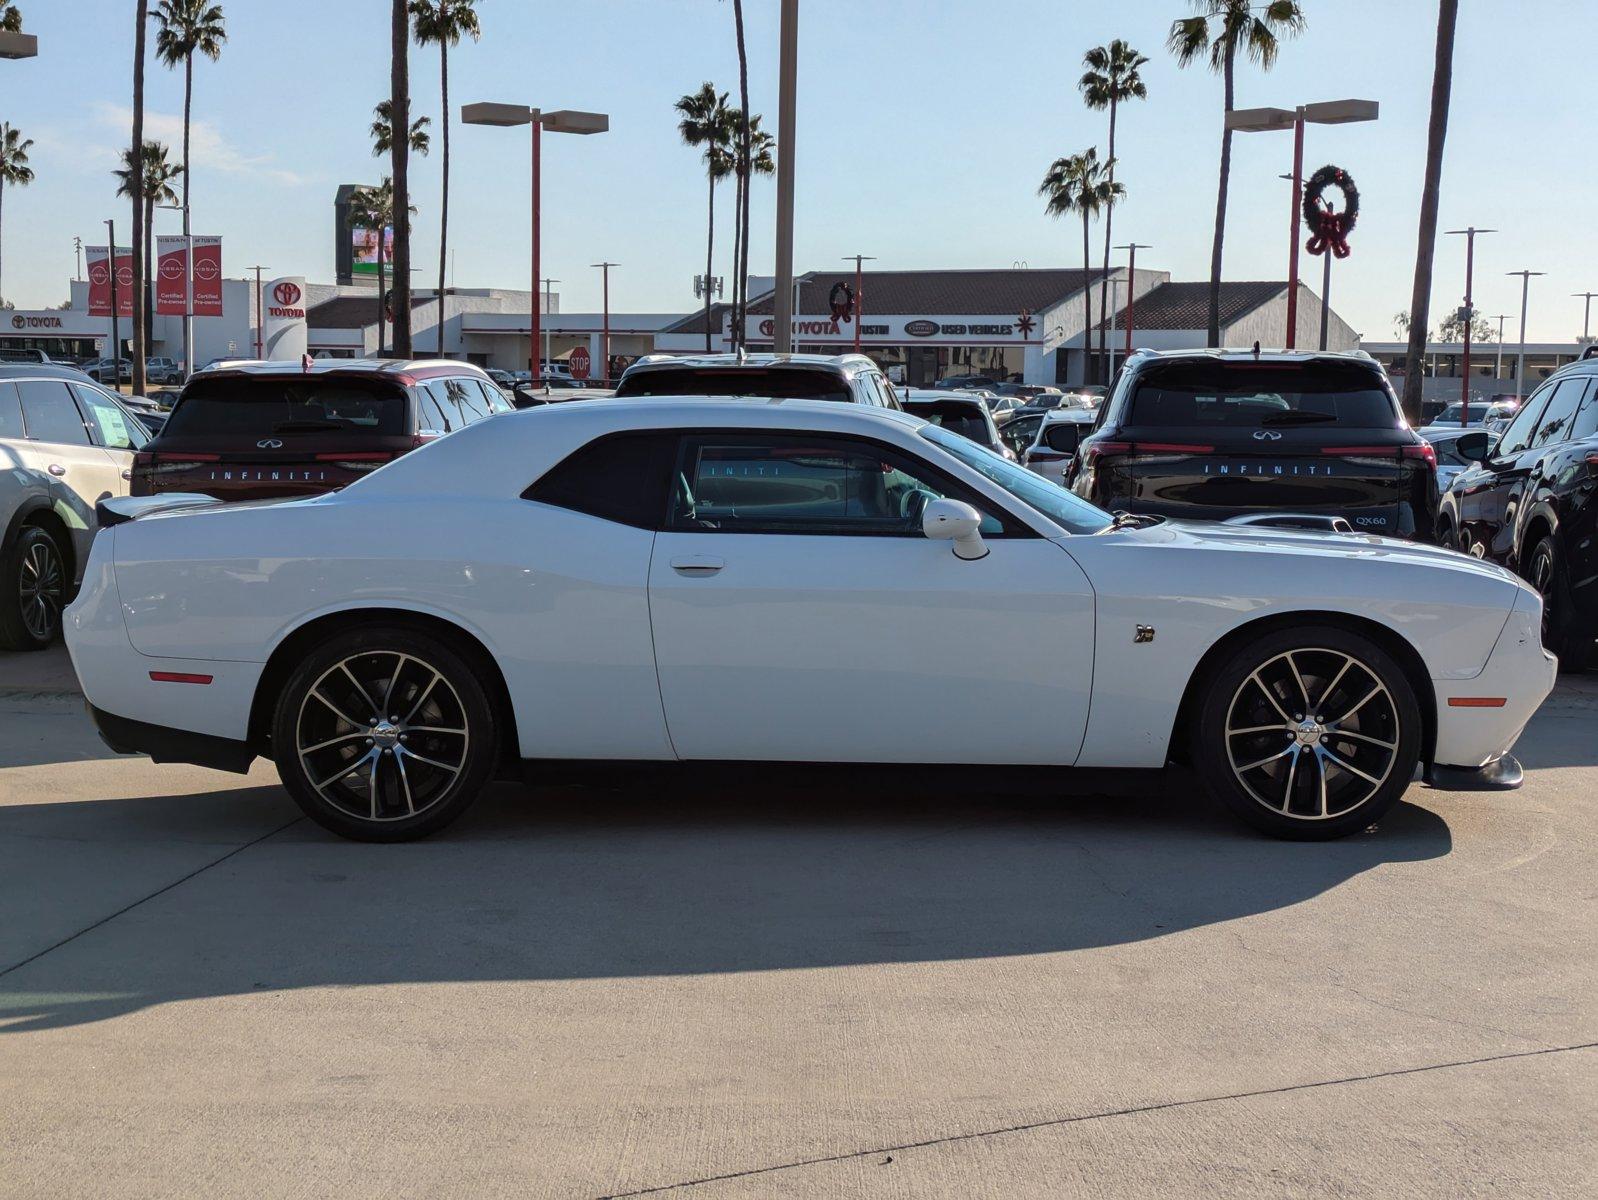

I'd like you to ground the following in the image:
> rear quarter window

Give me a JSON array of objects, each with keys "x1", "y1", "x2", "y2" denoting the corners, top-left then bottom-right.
[
  {"x1": 523, "y1": 432, "x2": 676, "y2": 528},
  {"x1": 615, "y1": 367, "x2": 850, "y2": 403}
]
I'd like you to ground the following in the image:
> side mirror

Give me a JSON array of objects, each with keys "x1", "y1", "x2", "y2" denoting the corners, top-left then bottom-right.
[
  {"x1": 1455, "y1": 430, "x2": 1493, "y2": 462},
  {"x1": 1043, "y1": 425, "x2": 1080, "y2": 454},
  {"x1": 922, "y1": 498, "x2": 989, "y2": 560}
]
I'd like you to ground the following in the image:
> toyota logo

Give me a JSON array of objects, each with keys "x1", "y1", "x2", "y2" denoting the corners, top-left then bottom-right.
[
  {"x1": 10, "y1": 315, "x2": 23, "y2": 330},
  {"x1": 256, "y1": 438, "x2": 283, "y2": 449},
  {"x1": 1252, "y1": 429, "x2": 1283, "y2": 441},
  {"x1": 273, "y1": 281, "x2": 302, "y2": 306}
]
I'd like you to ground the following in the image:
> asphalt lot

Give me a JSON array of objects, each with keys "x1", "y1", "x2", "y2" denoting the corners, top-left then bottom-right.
[{"x1": 1, "y1": 645, "x2": 1594, "y2": 1198}]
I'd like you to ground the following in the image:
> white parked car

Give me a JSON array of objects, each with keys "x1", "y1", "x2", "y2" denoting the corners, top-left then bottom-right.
[
  {"x1": 1021, "y1": 408, "x2": 1097, "y2": 486},
  {"x1": 67, "y1": 398, "x2": 1555, "y2": 841}
]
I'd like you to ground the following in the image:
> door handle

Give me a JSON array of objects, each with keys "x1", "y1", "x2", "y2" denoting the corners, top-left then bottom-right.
[
  {"x1": 670, "y1": 555, "x2": 725, "y2": 576},
  {"x1": 122, "y1": 469, "x2": 133, "y2": 481},
  {"x1": 47, "y1": 463, "x2": 66, "y2": 477}
]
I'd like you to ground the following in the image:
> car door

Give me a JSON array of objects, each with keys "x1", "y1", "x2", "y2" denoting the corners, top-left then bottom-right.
[
  {"x1": 70, "y1": 382, "x2": 148, "y2": 492},
  {"x1": 647, "y1": 430, "x2": 1096, "y2": 765},
  {"x1": 16, "y1": 379, "x2": 124, "y2": 574},
  {"x1": 0, "y1": 383, "x2": 52, "y2": 534},
  {"x1": 1456, "y1": 382, "x2": 1556, "y2": 560},
  {"x1": 1498, "y1": 379, "x2": 1586, "y2": 563}
]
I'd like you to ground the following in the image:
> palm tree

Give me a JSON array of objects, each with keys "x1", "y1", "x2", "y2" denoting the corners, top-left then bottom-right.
[
  {"x1": 349, "y1": 179, "x2": 414, "y2": 355},
  {"x1": 411, "y1": 0, "x2": 480, "y2": 356},
  {"x1": 115, "y1": 140, "x2": 183, "y2": 346},
  {"x1": 389, "y1": 0, "x2": 413, "y2": 356},
  {"x1": 1040, "y1": 148, "x2": 1123, "y2": 385},
  {"x1": 153, "y1": 4, "x2": 226, "y2": 250},
  {"x1": 1, "y1": 5, "x2": 21, "y2": 33},
  {"x1": 1169, "y1": 0, "x2": 1305, "y2": 347},
  {"x1": 730, "y1": 116, "x2": 775, "y2": 353},
  {"x1": 1080, "y1": 39, "x2": 1147, "y2": 380},
  {"x1": 131, "y1": 0, "x2": 150, "y2": 394},
  {"x1": 371, "y1": 99, "x2": 431, "y2": 158},
  {"x1": 0, "y1": 124, "x2": 35, "y2": 306},
  {"x1": 1401, "y1": 0, "x2": 1459, "y2": 420},
  {"x1": 676, "y1": 82, "x2": 735, "y2": 351}
]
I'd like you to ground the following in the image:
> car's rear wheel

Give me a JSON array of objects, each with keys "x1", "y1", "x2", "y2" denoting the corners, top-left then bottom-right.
[
  {"x1": 1523, "y1": 535, "x2": 1589, "y2": 670},
  {"x1": 271, "y1": 626, "x2": 499, "y2": 841},
  {"x1": 1194, "y1": 626, "x2": 1422, "y2": 839},
  {"x1": 0, "y1": 527, "x2": 67, "y2": 652}
]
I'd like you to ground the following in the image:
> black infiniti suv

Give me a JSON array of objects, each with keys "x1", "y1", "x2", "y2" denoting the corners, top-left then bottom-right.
[
  {"x1": 1067, "y1": 350, "x2": 1437, "y2": 540},
  {"x1": 1437, "y1": 353, "x2": 1598, "y2": 665}
]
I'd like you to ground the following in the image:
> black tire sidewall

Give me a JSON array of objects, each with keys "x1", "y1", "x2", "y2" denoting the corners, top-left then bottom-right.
[
  {"x1": 1194, "y1": 625, "x2": 1422, "y2": 840},
  {"x1": 271, "y1": 625, "x2": 499, "y2": 842},
  {"x1": 0, "y1": 527, "x2": 64, "y2": 652}
]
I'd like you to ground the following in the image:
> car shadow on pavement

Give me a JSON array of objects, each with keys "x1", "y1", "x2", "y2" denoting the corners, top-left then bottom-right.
[{"x1": 0, "y1": 775, "x2": 1452, "y2": 1033}]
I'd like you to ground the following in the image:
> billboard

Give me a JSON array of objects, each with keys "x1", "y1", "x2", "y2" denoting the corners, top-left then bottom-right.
[
  {"x1": 86, "y1": 245, "x2": 135, "y2": 318},
  {"x1": 351, "y1": 225, "x2": 394, "y2": 276},
  {"x1": 155, "y1": 235, "x2": 225, "y2": 316}
]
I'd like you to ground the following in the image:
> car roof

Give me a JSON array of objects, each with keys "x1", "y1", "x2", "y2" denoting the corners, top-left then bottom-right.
[
  {"x1": 190, "y1": 357, "x2": 489, "y2": 381},
  {"x1": 901, "y1": 389, "x2": 988, "y2": 406},
  {"x1": 0, "y1": 362, "x2": 96, "y2": 382},
  {"x1": 1127, "y1": 348, "x2": 1379, "y2": 368},
  {"x1": 624, "y1": 352, "x2": 877, "y2": 377},
  {"x1": 1040, "y1": 407, "x2": 1096, "y2": 424}
]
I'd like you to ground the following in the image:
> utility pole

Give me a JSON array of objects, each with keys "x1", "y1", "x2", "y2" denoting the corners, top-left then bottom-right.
[
  {"x1": 591, "y1": 262, "x2": 617, "y2": 383},
  {"x1": 771, "y1": 0, "x2": 799, "y2": 353},
  {"x1": 1445, "y1": 227, "x2": 1494, "y2": 423},
  {"x1": 106, "y1": 220, "x2": 120, "y2": 381},
  {"x1": 1572, "y1": 291, "x2": 1598, "y2": 343},
  {"x1": 842, "y1": 254, "x2": 875, "y2": 352},
  {"x1": 1506, "y1": 270, "x2": 1545, "y2": 401},
  {"x1": 540, "y1": 277, "x2": 559, "y2": 378},
  {"x1": 1489, "y1": 313, "x2": 1511, "y2": 382},
  {"x1": 1114, "y1": 242, "x2": 1152, "y2": 357},
  {"x1": 73, "y1": 237, "x2": 83, "y2": 282},
  {"x1": 249, "y1": 265, "x2": 269, "y2": 358}
]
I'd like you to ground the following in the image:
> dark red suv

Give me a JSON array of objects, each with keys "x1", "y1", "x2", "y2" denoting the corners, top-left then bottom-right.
[{"x1": 132, "y1": 359, "x2": 512, "y2": 500}]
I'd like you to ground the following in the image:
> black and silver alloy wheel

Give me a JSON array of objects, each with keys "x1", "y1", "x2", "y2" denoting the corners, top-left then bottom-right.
[
  {"x1": 1196, "y1": 626, "x2": 1421, "y2": 839},
  {"x1": 0, "y1": 527, "x2": 67, "y2": 651},
  {"x1": 273, "y1": 627, "x2": 499, "y2": 841},
  {"x1": 1524, "y1": 536, "x2": 1588, "y2": 668}
]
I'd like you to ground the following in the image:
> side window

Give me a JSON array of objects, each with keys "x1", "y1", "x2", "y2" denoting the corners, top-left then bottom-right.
[
  {"x1": 523, "y1": 432, "x2": 675, "y2": 528},
  {"x1": 1529, "y1": 378, "x2": 1586, "y2": 449},
  {"x1": 1570, "y1": 381, "x2": 1598, "y2": 441},
  {"x1": 0, "y1": 382, "x2": 22, "y2": 439},
  {"x1": 1497, "y1": 383, "x2": 1555, "y2": 456},
  {"x1": 424, "y1": 380, "x2": 460, "y2": 429},
  {"x1": 670, "y1": 434, "x2": 1004, "y2": 537},
  {"x1": 17, "y1": 380, "x2": 91, "y2": 446},
  {"x1": 449, "y1": 378, "x2": 489, "y2": 423},
  {"x1": 71, "y1": 383, "x2": 147, "y2": 450},
  {"x1": 475, "y1": 378, "x2": 513, "y2": 414},
  {"x1": 416, "y1": 385, "x2": 452, "y2": 433}
]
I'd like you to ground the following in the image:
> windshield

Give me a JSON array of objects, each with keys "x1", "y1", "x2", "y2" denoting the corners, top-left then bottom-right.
[
  {"x1": 903, "y1": 400, "x2": 991, "y2": 443},
  {"x1": 164, "y1": 376, "x2": 408, "y2": 437},
  {"x1": 1128, "y1": 361, "x2": 1398, "y2": 429},
  {"x1": 615, "y1": 367, "x2": 849, "y2": 402},
  {"x1": 921, "y1": 425, "x2": 1111, "y2": 535}
]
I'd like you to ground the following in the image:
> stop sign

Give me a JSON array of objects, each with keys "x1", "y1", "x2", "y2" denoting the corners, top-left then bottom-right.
[{"x1": 568, "y1": 345, "x2": 591, "y2": 380}]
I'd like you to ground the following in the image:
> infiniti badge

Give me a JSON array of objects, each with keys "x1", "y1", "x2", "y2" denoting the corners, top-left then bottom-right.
[
  {"x1": 257, "y1": 438, "x2": 284, "y2": 449},
  {"x1": 1252, "y1": 429, "x2": 1283, "y2": 441}
]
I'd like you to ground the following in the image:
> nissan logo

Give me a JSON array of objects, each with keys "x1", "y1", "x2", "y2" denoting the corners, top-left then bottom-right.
[
  {"x1": 273, "y1": 281, "x2": 302, "y2": 306},
  {"x1": 89, "y1": 264, "x2": 110, "y2": 286},
  {"x1": 193, "y1": 257, "x2": 220, "y2": 281},
  {"x1": 159, "y1": 258, "x2": 184, "y2": 279},
  {"x1": 1252, "y1": 429, "x2": 1283, "y2": 441},
  {"x1": 256, "y1": 438, "x2": 283, "y2": 449}
]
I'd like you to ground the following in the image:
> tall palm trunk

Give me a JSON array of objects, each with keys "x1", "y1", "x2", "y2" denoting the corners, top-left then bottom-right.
[
  {"x1": 131, "y1": 0, "x2": 149, "y2": 395},
  {"x1": 703, "y1": 166, "x2": 715, "y2": 352},
  {"x1": 181, "y1": 53, "x2": 192, "y2": 367},
  {"x1": 144, "y1": 195, "x2": 155, "y2": 346},
  {"x1": 730, "y1": 167, "x2": 743, "y2": 351},
  {"x1": 0, "y1": 179, "x2": 7, "y2": 304},
  {"x1": 1097, "y1": 96, "x2": 1119, "y2": 380},
  {"x1": 734, "y1": 0, "x2": 751, "y2": 352},
  {"x1": 1081, "y1": 211, "x2": 1093, "y2": 386},
  {"x1": 377, "y1": 241, "x2": 387, "y2": 354},
  {"x1": 389, "y1": 0, "x2": 412, "y2": 356},
  {"x1": 436, "y1": 39, "x2": 449, "y2": 355},
  {"x1": 1206, "y1": 39, "x2": 1236, "y2": 348},
  {"x1": 1401, "y1": 0, "x2": 1459, "y2": 421}
]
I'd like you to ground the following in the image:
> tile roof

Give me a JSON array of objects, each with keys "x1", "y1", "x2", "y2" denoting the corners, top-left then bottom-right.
[
  {"x1": 306, "y1": 294, "x2": 431, "y2": 330},
  {"x1": 1097, "y1": 281, "x2": 1286, "y2": 332}
]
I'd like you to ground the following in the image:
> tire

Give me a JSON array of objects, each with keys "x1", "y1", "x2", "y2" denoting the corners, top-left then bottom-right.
[
  {"x1": 1193, "y1": 625, "x2": 1422, "y2": 840},
  {"x1": 271, "y1": 625, "x2": 500, "y2": 842},
  {"x1": 0, "y1": 526, "x2": 68, "y2": 652},
  {"x1": 1523, "y1": 535, "x2": 1590, "y2": 671}
]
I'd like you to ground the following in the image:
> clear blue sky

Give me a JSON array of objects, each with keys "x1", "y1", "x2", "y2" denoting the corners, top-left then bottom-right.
[{"x1": 2, "y1": 0, "x2": 1594, "y2": 342}]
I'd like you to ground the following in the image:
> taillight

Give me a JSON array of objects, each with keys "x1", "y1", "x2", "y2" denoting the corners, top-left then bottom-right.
[
  {"x1": 1135, "y1": 442, "x2": 1214, "y2": 454},
  {"x1": 313, "y1": 451, "x2": 399, "y2": 473},
  {"x1": 1081, "y1": 440, "x2": 1133, "y2": 466},
  {"x1": 1320, "y1": 444, "x2": 1437, "y2": 468},
  {"x1": 136, "y1": 451, "x2": 221, "y2": 475}
]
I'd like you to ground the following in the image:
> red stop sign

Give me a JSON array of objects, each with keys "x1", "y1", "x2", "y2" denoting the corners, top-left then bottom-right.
[{"x1": 568, "y1": 345, "x2": 591, "y2": 380}]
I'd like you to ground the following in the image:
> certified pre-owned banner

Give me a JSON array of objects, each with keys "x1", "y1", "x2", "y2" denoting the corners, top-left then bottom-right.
[
  {"x1": 86, "y1": 245, "x2": 136, "y2": 318},
  {"x1": 154, "y1": 236, "x2": 223, "y2": 316}
]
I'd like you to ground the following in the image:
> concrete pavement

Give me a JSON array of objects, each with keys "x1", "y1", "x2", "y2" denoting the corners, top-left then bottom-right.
[{"x1": 0, "y1": 659, "x2": 1593, "y2": 1198}]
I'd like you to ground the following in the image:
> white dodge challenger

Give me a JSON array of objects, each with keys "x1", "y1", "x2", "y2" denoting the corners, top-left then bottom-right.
[{"x1": 66, "y1": 398, "x2": 1555, "y2": 842}]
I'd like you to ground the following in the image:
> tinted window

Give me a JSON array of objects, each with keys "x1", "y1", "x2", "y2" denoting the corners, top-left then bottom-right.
[
  {"x1": 1000, "y1": 413, "x2": 1043, "y2": 456},
  {"x1": 72, "y1": 383, "x2": 148, "y2": 450},
  {"x1": 0, "y1": 382, "x2": 22, "y2": 440},
  {"x1": 615, "y1": 367, "x2": 850, "y2": 403},
  {"x1": 902, "y1": 400, "x2": 991, "y2": 444},
  {"x1": 1127, "y1": 362, "x2": 1398, "y2": 429},
  {"x1": 672, "y1": 434, "x2": 1004, "y2": 536},
  {"x1": 474, "y1": 378, "x2": 514, "y2": 414},
  {"x1": 1571, "y1": 381, "x2": 1598, "y2": 441},
  {"x1": 524, "y1": 432, "x2": 674, "y2": 528},
  {"x1": 1497, "y1": 382, "x2": 1554, "y2": 456},
  {"x1": 166, "y1": 377, "x2": 408, "y2": 437},
  {"x1": 921, "y1": 425, "x2": 1111, "y2": 536},
  {"x1": 1529, "y1": 379, "x2": 1585, "y2": 449},
  {"x1": 449, "y1": 378, "x2": 490, "y2": 423},
  {"x1": 17, "y1": 380, "x2": 90, "y2": 445},
  {"x1": 416, "y1": 385, "x2": 453, "y2": 433}
]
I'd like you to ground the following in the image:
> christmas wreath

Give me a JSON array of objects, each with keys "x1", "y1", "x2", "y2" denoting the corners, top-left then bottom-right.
[
  {"x1": 1303, "y1": 165, "x2": 1358, "y2": 260},
  {"x1": 829, "y1": 281, "x2": 855, "y2": 323}
]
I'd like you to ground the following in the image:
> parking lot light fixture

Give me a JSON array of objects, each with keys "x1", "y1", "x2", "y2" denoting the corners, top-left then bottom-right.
[
  {"x1": 591, "y1": 262, "x2": 618, "y2": 384},
  {"x1": 0, "y1": 30, "x2": 38, "y2": 59},
  {"x1": 1445, "y1": 227, "x2": 1495, "y2": 423},
  {"x1": 1506, "y1": 270, "x2": 1546, "y2": 401},
  {"x1": 463, "y1": 103, "x2": 609, "y2": 377},
  {"x1": 1227, "y1": 99, "x2": 1379, "y2": 349}
]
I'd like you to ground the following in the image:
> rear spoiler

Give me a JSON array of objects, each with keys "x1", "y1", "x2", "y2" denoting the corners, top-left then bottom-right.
[
  {"x1": 96, "y1": 493, "x2": 225, "y2": 529},
  {"x1": 1223, "y1": 512, "x2": 1356, "y2": 535}
]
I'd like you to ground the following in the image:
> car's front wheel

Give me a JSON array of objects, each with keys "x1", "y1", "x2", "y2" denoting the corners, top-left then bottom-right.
[
  {"x1": 1194, "y1": 626, "x2": 1422, "y2": 839},
  {"x1": 271, "y1": 626, "x2": 500, "y2": 841},
  {"x1": 1523, "y1": 535, "x2": 1589, "y2": 670}
]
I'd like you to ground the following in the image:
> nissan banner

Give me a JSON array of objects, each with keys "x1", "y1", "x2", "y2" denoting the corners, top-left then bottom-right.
[
  {"x1": 154, "y1": 236, "x2": 224, "y2": 316},
  {"x1": 261, "y1": 276, "x2": 308, "y2": 359},
  {"x1": 86, "y1": 245, "x2": 135, "y2": 318}
]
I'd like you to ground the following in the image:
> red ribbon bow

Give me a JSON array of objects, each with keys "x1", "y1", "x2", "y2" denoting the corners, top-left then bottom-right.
[{"x1": 1306, "y1": 210, "x2": 1352, "y2": 260}]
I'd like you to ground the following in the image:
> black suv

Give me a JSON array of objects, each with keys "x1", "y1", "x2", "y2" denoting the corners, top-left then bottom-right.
[
  {"x1": 1437, "y1": 355, "x2": 1598, "y2": 664},
  {"x1": 1067, "y1": 350, "x2": 1437, "y2": 539}
]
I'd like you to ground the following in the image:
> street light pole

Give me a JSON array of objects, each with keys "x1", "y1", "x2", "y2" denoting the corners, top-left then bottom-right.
[
  {"x1": 1572, "y1": 291, "x2": 1598, "y2": 343},
  {"x1": 1506, "y1": 270, "x2": 1545, "y2": 401},
  {"x1": 1490, "y1": 314, "x2": 1510, "y2": 381},
  {"x1": 1446, "y1": 227, "x2": 1495, "y2": 423},
  {"x1": 106, "y1": 219, "x2": 120, "y2": 377},
  {"x1": 159, "y1": 201, "x2": 195, "y2": 377},
  {"x1": 771, "y1": 0, "x2": 799, "y2": 354},
  {"x1": 1114, "y1": 242, "x2": 1152, "y2": 357},
  {"x1": 842, "y1": 254, "x2": 875, "y2": 352},
  {"x1": 591, "y1": 261, "x2": 618, "y2": 383},
  {"x1": 1287, "y1": 109, "x2": 1305, "y2": 349},
  {"x1": 540, "y1": 276, "x2": 559, "y2": 379},
  {"x1": 249, "y1": 265, "x2": 268, "y2": 357}
]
